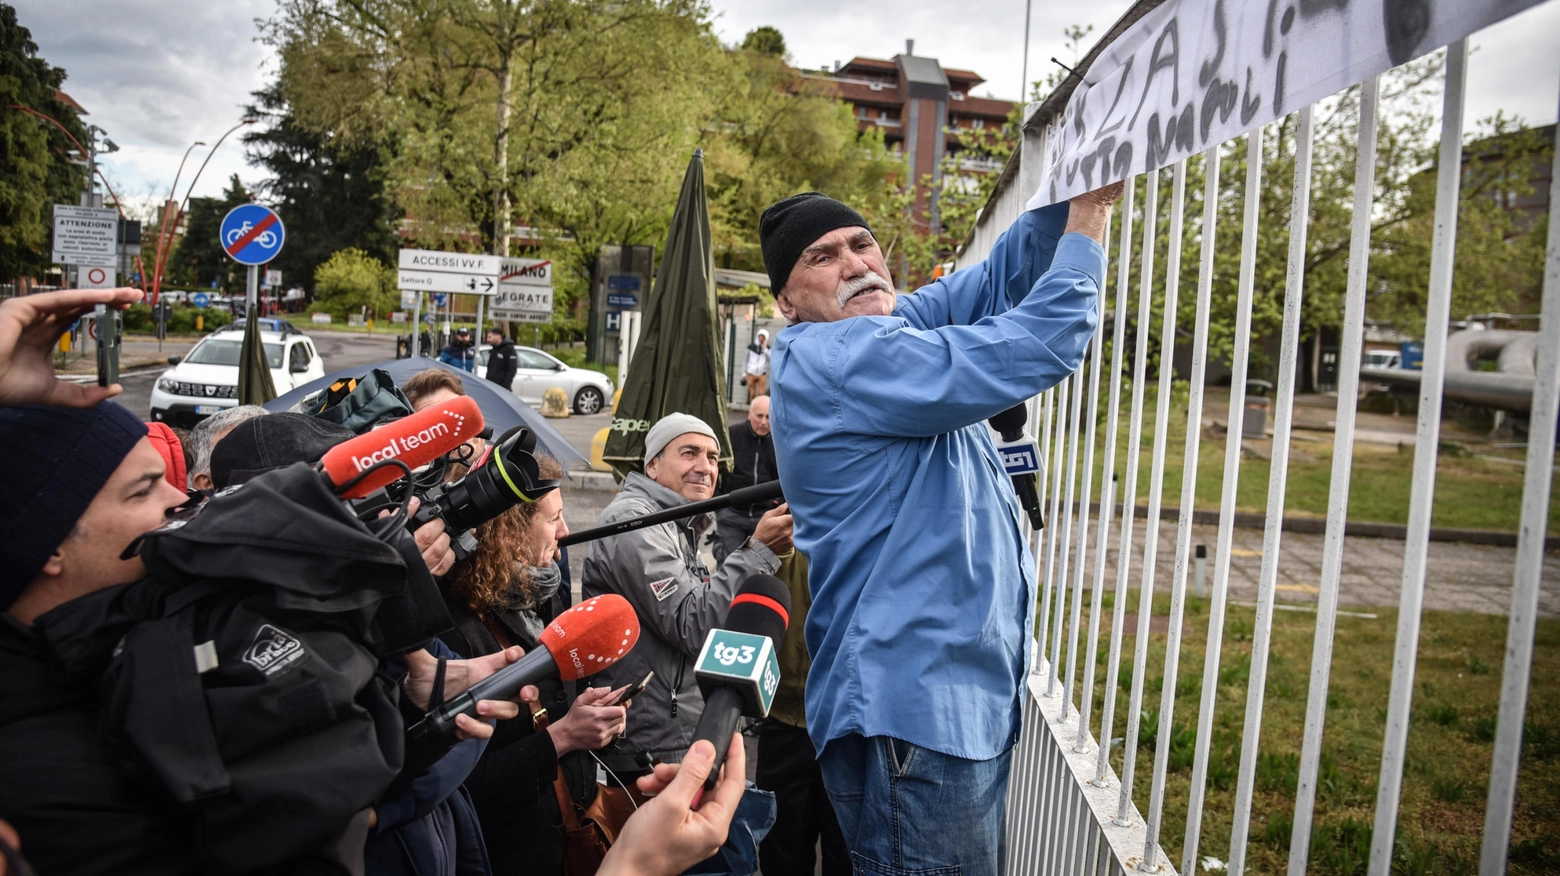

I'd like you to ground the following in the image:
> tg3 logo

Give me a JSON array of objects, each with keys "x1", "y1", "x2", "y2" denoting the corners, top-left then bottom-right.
[{"x1": 714, "y1": 643, "x2": 757, "y2": 667}]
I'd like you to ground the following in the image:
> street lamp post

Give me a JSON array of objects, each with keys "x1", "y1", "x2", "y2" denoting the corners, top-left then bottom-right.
[{"x1": 149, "y1": 118, "x2": 255, "y2": 315}]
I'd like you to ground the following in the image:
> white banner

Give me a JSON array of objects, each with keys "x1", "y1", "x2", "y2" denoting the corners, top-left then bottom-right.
[{"x1": 1028, "y1": 0, "x2": 1543, "y2": 208}]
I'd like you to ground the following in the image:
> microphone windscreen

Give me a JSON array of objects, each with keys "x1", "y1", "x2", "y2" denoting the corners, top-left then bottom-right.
[
  {"x1": 539, "y1": 593, "x2": 641, "y2": 682},
  {"x1": 988, "y1": 404, "x2": 1028, "y2": 437},
  {"x1": 319, "y1": 396, "x2": 484, "y2": 498},
  {"x1": 725, "y1": 574, "x2": 791, "y2": 647}
]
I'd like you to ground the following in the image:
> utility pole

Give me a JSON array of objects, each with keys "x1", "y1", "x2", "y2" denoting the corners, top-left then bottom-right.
[{"x1": 1019, "y1": 0, "x2": 1033, "y2": 103}]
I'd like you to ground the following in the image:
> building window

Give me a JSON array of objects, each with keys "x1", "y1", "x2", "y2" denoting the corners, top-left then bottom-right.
[{"x1": 972, "y1": 118, "x2": 985, "y2": 130}]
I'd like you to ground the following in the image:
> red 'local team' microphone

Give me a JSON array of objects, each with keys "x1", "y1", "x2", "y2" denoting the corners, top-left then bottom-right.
[
  {"x1": 318, "y1": 395, "x2": 485, "y2": 498},
  {"x1": 405, "y1": 593, "x2": 642, "y2": 743}
]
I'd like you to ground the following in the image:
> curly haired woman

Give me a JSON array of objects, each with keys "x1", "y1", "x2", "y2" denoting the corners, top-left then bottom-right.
[{"x1": 440, "y1": 452, "x2": 631, "y2": 876}]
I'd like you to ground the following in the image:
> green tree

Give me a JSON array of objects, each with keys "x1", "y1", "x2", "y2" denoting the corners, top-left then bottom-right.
[
  {"x1": 700, "y1": 33, "x2": 906, "y2": 275},
  {"x1": 243, "y1": 82, "x2": 400, "y2": 294},
  {"x1": 740, "y1": 25, "x2": 785, "y2": 57},
  {"x1": 168, "y1": 175, "x2": 252, "y2": 292},
  {"x1": 0, "y1": 3, "x2": 88, "y2": 283},
  {"x1": 267, "y1": 0, "x2": 730, "y2": 320},
  {"x1": 310, "y1": 247, "x2": 396, "y2": 320}
]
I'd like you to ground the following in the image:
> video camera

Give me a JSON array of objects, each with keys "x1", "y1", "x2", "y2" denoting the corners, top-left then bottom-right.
[{"x1": 333, "y1": 407, "x2": 561, "y2": 562}]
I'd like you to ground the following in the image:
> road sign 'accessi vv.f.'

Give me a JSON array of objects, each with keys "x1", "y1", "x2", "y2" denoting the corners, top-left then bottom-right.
[
  {"x1": 219, "y1": 204, "x2": 286, "y2": 266},
  {"x1": 397, "y1": 249, "x2": 501, "y2": 296}
]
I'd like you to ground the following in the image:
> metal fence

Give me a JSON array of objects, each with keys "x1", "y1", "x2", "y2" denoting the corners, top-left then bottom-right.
[{"x1": 957, "y1": 25, "x2": 1558, "y2": 876}]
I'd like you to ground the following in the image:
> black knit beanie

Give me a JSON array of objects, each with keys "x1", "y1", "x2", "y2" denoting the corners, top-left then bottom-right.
[
  {"x1": 0, "y1": 402, "x2": 148, "y2": 607},
  {"x1": 759, "y1": 192, "x2": 873, "y2": 295}
]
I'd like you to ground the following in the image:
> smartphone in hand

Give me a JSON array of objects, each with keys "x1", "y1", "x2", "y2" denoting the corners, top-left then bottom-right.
[{"x1": 602, "y1": 671, "x2": 653, "y2": 707}]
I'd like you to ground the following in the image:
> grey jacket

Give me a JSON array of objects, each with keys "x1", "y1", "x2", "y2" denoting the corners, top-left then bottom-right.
[{"x1": 580, "y1": 472, "x2": 780, "y2": 765}]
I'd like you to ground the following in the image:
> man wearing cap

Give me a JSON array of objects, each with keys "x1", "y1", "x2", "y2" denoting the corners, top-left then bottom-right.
[
  {"x1": 760, "y1": 181, "x2": 1123, "y2": 876},
  {"x1": 439, "y1": 327, "x2": 476, "y2": 372},
  {"x1": 581, "y1": 413, "x2": 793, "y2": 772}
]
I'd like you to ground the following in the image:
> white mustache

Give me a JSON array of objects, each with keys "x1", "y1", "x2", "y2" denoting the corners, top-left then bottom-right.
[{"x1": 835, "y1": 271, "x2": 893, "y2": 308}]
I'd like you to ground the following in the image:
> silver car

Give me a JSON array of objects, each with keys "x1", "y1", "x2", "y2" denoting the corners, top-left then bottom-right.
[{"x1": 475, "y1": 344, "x2": 614, "y2": 415}]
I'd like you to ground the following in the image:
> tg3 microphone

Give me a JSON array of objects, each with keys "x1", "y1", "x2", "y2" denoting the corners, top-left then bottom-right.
[{"x1": 688, "y1": 574, "x2": 792, "y2": 789}]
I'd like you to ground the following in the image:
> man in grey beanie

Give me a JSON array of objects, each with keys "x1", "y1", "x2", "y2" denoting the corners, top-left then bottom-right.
[{"x1": 582, "y1": 412, "x2": 792, "y2": 774}]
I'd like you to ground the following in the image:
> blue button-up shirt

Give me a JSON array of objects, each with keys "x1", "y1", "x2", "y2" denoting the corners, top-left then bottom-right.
[{"x1": 770, "y1": 204, "x2": 1104, "y2": 761}]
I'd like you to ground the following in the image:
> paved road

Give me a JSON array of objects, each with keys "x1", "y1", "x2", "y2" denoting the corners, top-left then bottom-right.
[
  {"x1": 108, "y1": 330, "x2": 398, "y2": 422},
  {"x1": 1043, "y1": 514, "x2": 1560, "y2": 618}
]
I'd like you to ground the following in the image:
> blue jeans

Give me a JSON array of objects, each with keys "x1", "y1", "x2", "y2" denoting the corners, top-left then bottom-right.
[{"x1": 817, "y1": 734, "x2": 1013, "y2": 876}]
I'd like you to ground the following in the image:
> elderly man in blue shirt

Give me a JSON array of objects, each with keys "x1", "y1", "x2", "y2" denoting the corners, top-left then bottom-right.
[{"x1": 760, "y1": 180, "x2": 1122, "y2": 876}]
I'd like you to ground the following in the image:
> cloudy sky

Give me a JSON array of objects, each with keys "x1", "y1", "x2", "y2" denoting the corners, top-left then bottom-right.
[{"x1": 15, "y1": 0, "x2": 1560, "y2": 206}]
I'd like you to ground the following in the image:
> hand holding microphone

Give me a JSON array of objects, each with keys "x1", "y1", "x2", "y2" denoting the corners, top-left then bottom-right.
[
  {"x1": 688, "y1": 574, "x2": 792, "y2": 789},
  {"x1": 405, "y1": 594, "x2": 642, "y2": 744}
]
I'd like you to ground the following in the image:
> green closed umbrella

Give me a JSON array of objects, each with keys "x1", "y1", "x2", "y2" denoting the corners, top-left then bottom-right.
[
  {"x1": 237, "y1": 310, "x2": 278, "y2": 405},
  {"x1": 602, "y1": 149, "x2": 731, "y2": 480}
]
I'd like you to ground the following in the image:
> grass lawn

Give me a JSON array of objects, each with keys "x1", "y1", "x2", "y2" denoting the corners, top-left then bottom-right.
[
  {"x1": 1066, "y1": 590, "x2": 1560, "y2": 874},
  {"x1": 1065, "y1": 383, "x2": 1560, "y2": 535}
]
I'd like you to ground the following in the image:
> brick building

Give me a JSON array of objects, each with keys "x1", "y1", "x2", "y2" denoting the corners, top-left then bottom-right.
[{"x1": 802, "y1": 41, "x2": 1015, "y2": 229}]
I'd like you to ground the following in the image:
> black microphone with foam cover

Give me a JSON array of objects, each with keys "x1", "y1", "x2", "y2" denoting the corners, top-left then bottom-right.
[
  {"x1": 989, "y1": 404, "x2": 1044, "y2": 530},
  {"x1": 689, "y1": 574, "x2": 792, "y2": 790}
]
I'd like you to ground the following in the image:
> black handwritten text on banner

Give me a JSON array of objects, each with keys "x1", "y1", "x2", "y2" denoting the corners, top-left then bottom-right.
[{"x1": 1029, "y1": 0, "x2": 1542, "y2": 208}]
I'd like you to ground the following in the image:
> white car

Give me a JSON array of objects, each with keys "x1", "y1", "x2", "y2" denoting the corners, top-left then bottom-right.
[
  {"x1": 475, "y1": 344, "x2": 614, "y2": 414},
  {"x1": 150, "y1": 328, "x2": 326, "y2": 428}
]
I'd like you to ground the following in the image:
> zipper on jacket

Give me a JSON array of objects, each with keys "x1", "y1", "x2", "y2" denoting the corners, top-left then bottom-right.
[{"x1": 671, "y1": 654, "x2": 686, "y2": 720}]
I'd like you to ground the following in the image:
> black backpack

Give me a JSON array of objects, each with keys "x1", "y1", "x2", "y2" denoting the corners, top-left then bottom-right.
[{"x1": 37, "y1": 463, "x2": 452, "y2": 874}]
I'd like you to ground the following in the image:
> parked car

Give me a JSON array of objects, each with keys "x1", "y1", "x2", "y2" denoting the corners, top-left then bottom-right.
[
  {"x1": 149, "y1": 328, "x2": 326, "y2": 428},
  {"x1": 1361, "y1": 350, "x2": 1401, "y2": 370},
  {"x1": 475, "y1": 344, "x2": 613, "y2": 415}
]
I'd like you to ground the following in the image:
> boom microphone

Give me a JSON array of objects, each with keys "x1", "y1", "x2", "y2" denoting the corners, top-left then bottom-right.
[
  {"x1": 405, "y1": 593, "x2": 641, "y2": 743},
  {"x1": 559, "y1": 480, "x2": 784, "y2": 547},
  {"x1": 989, "y1": 404, "x2": 1044, "y2": 530},
  {"x1": 689, "y1": 574, "x2": 792, "y2": 789},
  {"x1": 320, "y1": 396, "x2": 485, "y2": 498}
]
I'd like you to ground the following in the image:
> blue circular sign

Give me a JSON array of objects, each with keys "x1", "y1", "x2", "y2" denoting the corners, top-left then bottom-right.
[
  {"x1": 218, "y1": 203, "x2": 285, "y2": 266},
  {"x1": 192, "y1": 292, "x2": 210, "y2": 309}
]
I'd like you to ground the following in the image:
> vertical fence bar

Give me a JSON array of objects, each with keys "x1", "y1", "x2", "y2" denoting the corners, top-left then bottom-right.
[
  {"x1": 1183, "y1": 125, "x2": 1262, "y2": 868},
  {"x1": 1049, "y1": 337, "x2": 1088, "y2": 700},
  {"x1": 1065, "y1": 278, "x2": 1108, "y2": 718},
  {"x1": 1229, "y1": 103, "x2": 1315, "y2": 874},
  {"x1": 1078, "y1": 467, "x2": 1115, "y2": 753},
  {"x1": 1114, "y1": 168, "x2": 1160, "y2": 824},
  {"x1": 1176, "y1": 144, "x2": 1221, "y2": 876},
  {"x1": 1288, "y1": 77, "x2": 1379, "y2": 876},
  {"x1": 1368, "y1": 41, "x2": 1468, "y2": 875},
  {"x1": 1039, "y1": 374, "x2": 1071, "y2": 664},
  {"x1": 1095, "y1": 176, "x2": 1137, "y2": 784},
  {"x1": 1478, "y1": 67, "x2": 1560, "y2": 876},
  {"x1": 1142, "y1": 159, "x2": 1188, "y2": 868}
]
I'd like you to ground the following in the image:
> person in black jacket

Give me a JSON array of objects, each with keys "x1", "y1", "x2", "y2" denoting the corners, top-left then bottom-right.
[
  {"x1": 0, "y1": 402, "x2": 518, "y2": 876},
  {"x1": 485, "y1": 328, "x2": 519, "y2": 391},
  {"x1": 713, "y1": 395, "x2": 780, "y2": 564},
  {"x1": 439, "y1": 452, "x2": 631, "y2": 876}
]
